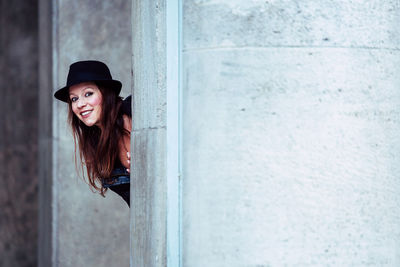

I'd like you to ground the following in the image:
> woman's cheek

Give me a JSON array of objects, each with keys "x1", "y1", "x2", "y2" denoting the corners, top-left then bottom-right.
[
  {"x1": 91, "y1": 95, "x2": 102, "y2": 106},
  {"x1": 71, "y1": 105, "x2": 80, "y2": 117}
]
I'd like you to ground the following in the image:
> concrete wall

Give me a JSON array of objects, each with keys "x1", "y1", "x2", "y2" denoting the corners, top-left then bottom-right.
[
  {"x1": 40, "y1": 0, "x2": 132, "y2": 266},
  {"x1": 131, "y1": 0, "x2": 168, "y2": 266},
  {"x1": 182, "y1": 0, "x2": 400, "y2": 266},
  {"x1": 38, "y1": 0, "x2": 53, "y2": 265},
  {"x1": 0, "y1": 1, "x2": 39, "y2": 267}
]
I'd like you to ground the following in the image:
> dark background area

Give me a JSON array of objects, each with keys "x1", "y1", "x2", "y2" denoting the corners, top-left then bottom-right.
[{"x1": 0, "y1": 1, "x2": 39, "y2": 266}]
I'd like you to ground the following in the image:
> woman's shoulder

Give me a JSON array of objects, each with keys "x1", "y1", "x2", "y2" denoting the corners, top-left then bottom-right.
[{"x1": 121, "y1": 95, "x2": 131, "y2": 117}]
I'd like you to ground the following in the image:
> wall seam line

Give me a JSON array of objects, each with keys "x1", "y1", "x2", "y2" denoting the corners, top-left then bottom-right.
[
  {"x1": 182, "y1": 45, "x2": 400, "y2": 53},
  {"x1": 51, "y1": 1, "x2": 59, "y2": 266}
]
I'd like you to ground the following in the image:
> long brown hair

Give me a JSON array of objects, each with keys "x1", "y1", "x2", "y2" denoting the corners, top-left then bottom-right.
[{"x1": 68, "y1": 83, "x2": 130, "y2": 196}]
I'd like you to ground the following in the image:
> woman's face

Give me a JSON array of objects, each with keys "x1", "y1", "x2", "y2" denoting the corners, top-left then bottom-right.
[{"x1": 69, "y1": 82, "x2": 103, "y2": 127}]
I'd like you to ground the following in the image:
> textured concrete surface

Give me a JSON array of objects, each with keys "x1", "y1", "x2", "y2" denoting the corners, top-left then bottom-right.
[
  {"x1": 38, "y1": 1, "x2": 53, "y2": 266},
  {"x1": 51, "y1": 1, "x2": 132, "y2": 266},
  {"x1": 183, "y1": 0, "x2": 400, "y2": 50},
  {"x1": 0, "y1": 1, "x2": 39, "y2": 267},
  {"x1": 182, "y1": 1, "x2": 400, "y2": 266},
  {"x1": 131, "y1": 0, "x2": 167, "y2": 266}
]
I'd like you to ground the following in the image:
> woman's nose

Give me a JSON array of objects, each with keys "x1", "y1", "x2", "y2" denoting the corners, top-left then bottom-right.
[{"x1": 77, "y1": 99, "x2": 87, "y2": 108}]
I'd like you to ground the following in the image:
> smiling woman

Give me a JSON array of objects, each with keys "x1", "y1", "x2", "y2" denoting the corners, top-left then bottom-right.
[
  {"x1": 69, "y1": 82, "x2": 103, "y2": 126},
  {"x1": 54, "y1": 60, "x2": 131, "y2": 206}
]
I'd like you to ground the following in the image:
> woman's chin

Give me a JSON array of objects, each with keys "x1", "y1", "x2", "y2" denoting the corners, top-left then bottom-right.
[{"x1": 82, "y1": 120, "x2": 97, "y2": 127}]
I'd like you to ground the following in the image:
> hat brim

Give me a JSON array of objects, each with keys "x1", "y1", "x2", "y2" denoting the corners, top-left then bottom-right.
[{"x1": 54, "y1": 79, "x2": 122, "y2": 103}]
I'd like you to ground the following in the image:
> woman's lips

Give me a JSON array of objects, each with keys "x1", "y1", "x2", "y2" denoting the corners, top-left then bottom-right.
[{"x1": 80, "y1": 110, "x2": 92, "y2": 118}]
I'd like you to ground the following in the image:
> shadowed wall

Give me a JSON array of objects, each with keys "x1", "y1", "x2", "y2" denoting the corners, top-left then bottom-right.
[
  {"x1": 54, "y1": 0, "x2": 131, "y2": 266},
  {"x1": 0, "y1": 1, "x2": 39, "y2": 267},
  {"x1": 38, "y1": 0, "x2": 132, "y2": 266}
]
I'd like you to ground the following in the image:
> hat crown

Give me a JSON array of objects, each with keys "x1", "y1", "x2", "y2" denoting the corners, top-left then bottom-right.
[{"x1": 66, "y1": 60, "x2": 113, "y2": 86}]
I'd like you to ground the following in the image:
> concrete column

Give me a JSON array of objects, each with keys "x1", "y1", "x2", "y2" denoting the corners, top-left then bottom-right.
[
  {"x1": 39, "y1": 0, "x2": 132, "y2": 266},
  {"x1": 38, "y1": 0, "x2": 53, "y2": 266},
  {"x1": 0, "y1": 1, "x2": 38, "y2": 266},
  {"x1": 131, "y1": 0, "x2": 168, "y2": 266},
  {"x1": 182, "y1": 1, "x2": 400, "y2": 266}
]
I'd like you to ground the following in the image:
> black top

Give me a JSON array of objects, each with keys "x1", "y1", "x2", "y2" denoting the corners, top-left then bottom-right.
[{"x1": 102, "y1": 95, "x2": 131, "y2": 206}]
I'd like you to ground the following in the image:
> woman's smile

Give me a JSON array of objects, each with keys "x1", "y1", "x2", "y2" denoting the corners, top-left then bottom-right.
[
  {"x1": 69, "y1": 82, "x2": 103, "y2": 127},
  {"x1": 80, "y1": 110, "x2": 93, "y2": 118}
]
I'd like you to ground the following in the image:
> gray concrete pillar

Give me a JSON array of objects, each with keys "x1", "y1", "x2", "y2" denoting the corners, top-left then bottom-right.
[
  {"x1": 0, "y1": 1, "x2": 38, "y2": 266},
  {"x1": 39, "y1": 0, "x2": 131, "y2": 266},
  {"x1": 182, "y1": 0, "x2": 400, "y2": 266},
  {"x1": 130, "y1": 0, "x2": 168, "y2": 266},
  {"x1": 38, "y1": 0, "x2": 53, "y2": 266}
]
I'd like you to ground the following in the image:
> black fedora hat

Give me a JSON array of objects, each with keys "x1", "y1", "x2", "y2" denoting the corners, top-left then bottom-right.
[{"x1": 54, "y1": 60, "x2": 122, "y2": 102}]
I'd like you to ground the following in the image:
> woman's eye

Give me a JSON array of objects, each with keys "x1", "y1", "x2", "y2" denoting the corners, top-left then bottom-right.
[
  {"x1": 70, "y1": 97, "x2": 78, "y2": 102},
  {"x1": 85, "y1": 92, "x2": 93, "y2": 97}
]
